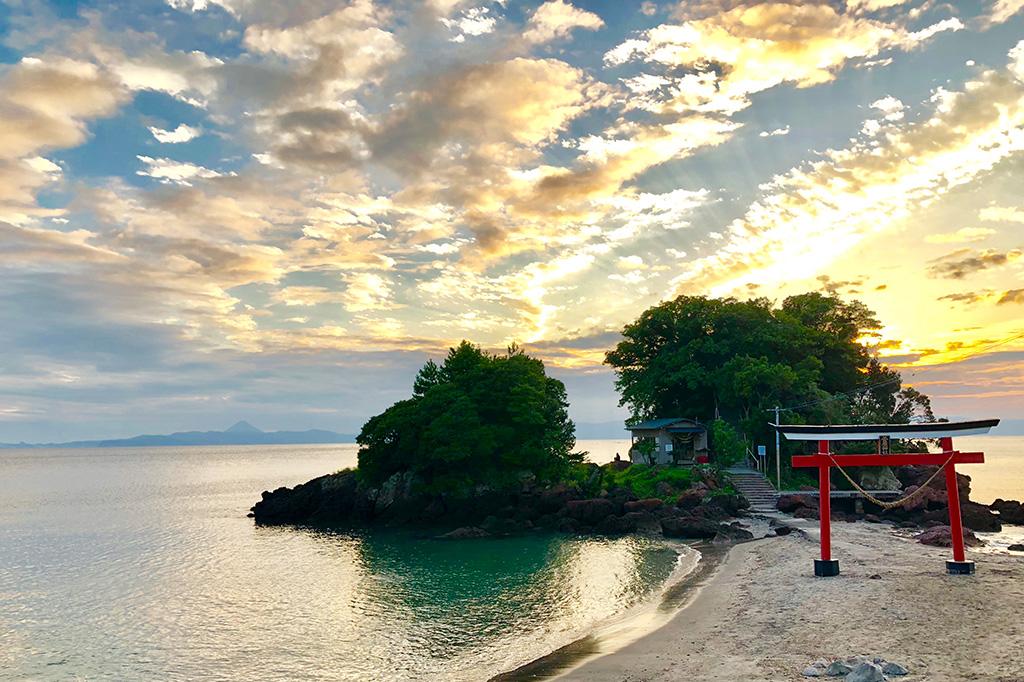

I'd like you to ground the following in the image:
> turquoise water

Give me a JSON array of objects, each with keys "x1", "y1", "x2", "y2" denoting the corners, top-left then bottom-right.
[{"x1": 0, "y1": 443, "x2": 686, "y2": 681}]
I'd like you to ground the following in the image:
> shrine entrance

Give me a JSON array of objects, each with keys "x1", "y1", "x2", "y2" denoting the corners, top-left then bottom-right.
[{"x1": 774, "y1": 419, "x2": 1000, "y2": 577}]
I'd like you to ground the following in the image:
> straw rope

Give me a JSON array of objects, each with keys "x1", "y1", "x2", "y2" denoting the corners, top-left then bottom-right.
[{"x1": 825, "y1": 452, "x2": 957, "y2": 510}]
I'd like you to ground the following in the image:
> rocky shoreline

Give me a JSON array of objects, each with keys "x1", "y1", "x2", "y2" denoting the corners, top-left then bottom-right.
[
  {"x1": 774, "y1": 465, "x2": 1024, "y2": 542},
  {"x1": 250, "y1": 463, "x2": 757, "y2": 542}
]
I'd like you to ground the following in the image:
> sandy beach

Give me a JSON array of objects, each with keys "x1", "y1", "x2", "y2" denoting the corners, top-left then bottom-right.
[{"x1": 557, "y1": 519, "x2": 1024, "y2": 681}]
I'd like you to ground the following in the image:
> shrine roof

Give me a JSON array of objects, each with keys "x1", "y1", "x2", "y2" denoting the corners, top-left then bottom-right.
[{"x1": 773, "y1": 419, "x2": 1000, "y2": 441}]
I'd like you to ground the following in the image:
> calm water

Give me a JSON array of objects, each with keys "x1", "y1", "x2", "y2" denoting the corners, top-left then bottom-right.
[{"x1": 0, "y1": 441, "x2": 686, "y2": 681}]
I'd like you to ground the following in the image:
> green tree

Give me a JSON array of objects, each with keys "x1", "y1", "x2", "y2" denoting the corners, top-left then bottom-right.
[
  {"x1": 605, "y1": 293, "x2": 934, "y2": 465},
  {"x1": 357, "y1": 341, "x2": 580, "y2": 491}
]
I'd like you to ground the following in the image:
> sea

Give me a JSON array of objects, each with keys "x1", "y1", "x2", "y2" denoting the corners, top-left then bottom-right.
[{"x1": 1, "y1": 436, "x2": 1020, "y2": 680}]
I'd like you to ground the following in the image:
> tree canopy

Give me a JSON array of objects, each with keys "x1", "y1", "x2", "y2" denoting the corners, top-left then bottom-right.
[
  {"x1": 357, "y1": 341, "x2": 579, "y2": 491},
  {"x1": 605, "y1": 293, "x2": 933, "y2": 451}
]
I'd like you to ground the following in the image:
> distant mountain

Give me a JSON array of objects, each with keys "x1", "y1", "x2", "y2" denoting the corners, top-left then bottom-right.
[{"x1": 0, "y1": 422, "x2": 356, "y2": 449}]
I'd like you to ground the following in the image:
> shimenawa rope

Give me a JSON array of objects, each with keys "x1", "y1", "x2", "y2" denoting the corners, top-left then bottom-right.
[{"x1": 825, "y1": 451, "x2": 957, "y2": 510}]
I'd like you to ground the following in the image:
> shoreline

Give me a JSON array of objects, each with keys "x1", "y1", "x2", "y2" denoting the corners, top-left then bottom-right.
[
  {"x1": 546, "y1": 517, "x2": 1024, "y2": 681},
  {"x1": 491, "y1": 539, "x2": 736, "y2": 681}
]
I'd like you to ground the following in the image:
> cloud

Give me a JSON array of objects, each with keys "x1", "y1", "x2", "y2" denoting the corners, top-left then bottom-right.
[
  {"x1": 759, "y1": 126, "x2": 790, "y2": 137},
  {"x1": 136, "y1": 155, "x2": 228, "y2": 185},
  {"x1": 523, "y1": 0, "x2": 604, "y2": 45},
  {"x1": 980, "y1": 205, "x2": 1024, "y2": 223},
  {"x1": 924, "y1": 227, "x2": 997, "y2": 244},
  {"x1": 998, "y1": 289, "x2": 1024, "y2": 305},
  {"x1": 927, "y1": 248, "x2": 1023, "y2": 279},
  {"x1": 987, "y1": 0, "x2": 1024, "y2": 26},
  {"x1": 148, "y1": 124, "x2": 202, "y2": 143},
  {"x1": 937, "y1": 290, "x2": 996, "y2": 305},
  {"x1": 341, "y1": 272, "x2": 396, "y2": 312},
  {"x1": 441, "y1": 6, "x2": 497, "y2": 42},
  {"x1": 669, "y1": 45, "x2": 1024, "y2": 294}
]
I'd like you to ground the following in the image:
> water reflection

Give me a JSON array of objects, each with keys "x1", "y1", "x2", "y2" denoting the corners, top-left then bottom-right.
[{"x1": 0, "y1": 445, "x2": 685, "y2": 681}]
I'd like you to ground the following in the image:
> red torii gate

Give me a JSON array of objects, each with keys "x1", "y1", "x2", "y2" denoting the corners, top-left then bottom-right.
[{"x1": 774, "y1": 419, "x2": 1000, "y2": 577}]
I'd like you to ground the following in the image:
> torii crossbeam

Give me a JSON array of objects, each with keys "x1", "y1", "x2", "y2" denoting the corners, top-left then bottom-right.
[{"x1": 774, "y1": 419, "x2": 1000, "y2": 577}]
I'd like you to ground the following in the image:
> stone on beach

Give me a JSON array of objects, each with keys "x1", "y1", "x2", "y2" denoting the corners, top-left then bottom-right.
[
  {"x1": 914, "y1": 525, "x2": 983, "y2": 547},
  {"x1": 825, "y1": 660, "x2": 852, "y2": 676},
  {"x1": 845, "y1": 662, "x2": 885, "y2": 682},
  {"x1": 881, "y1": 661, "x2": 910, "y2": 676},
  {"x1": 1008, "y1": 543, "x2": 1024, "y2": 552}
]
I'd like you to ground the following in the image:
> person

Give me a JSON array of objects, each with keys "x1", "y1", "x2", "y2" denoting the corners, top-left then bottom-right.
[{"x1": 614, "y1": 452, "x2": 621, "y2": 462}]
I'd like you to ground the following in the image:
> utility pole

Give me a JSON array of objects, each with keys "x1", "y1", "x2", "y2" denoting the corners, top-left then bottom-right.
[{"x1": 774, "y1": 405, "x2": 782, "y2": 490}]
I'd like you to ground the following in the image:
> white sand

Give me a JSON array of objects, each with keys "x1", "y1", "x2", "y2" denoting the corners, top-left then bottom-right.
[{"x1": 558, "y1": 519, "x2": 1024, "y2": 681}]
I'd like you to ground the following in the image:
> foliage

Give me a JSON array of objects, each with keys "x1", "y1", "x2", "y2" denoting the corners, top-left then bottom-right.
[
  {"x1": 357, "y1": 341, "x2": 580, "y2": 490},
  {"x1": 633, "y1": 438, "x2": 656, "y2": 466},
  {"x1": 605, "y1": 293, "x2": 937, "y2": 481},
  {"x1": 601, "y1": 463, "x2": 694, "y2": 500},
  {"x1": 709, "y1": 419, "x2": 745, "y2": 467}
]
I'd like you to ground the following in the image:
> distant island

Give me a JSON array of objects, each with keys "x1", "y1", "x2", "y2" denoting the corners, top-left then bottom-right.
[{"x1": 1, "y1": 420, "x2": 356, "y2": 449}]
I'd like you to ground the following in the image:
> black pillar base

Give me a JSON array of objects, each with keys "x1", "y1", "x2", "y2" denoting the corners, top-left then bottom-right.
[
  {"x1": 946, "y1": 560, "x2": 975, "y2": 575},
  {"x1": 814, "y1": 559, "x2": 840, "y2": 577}
]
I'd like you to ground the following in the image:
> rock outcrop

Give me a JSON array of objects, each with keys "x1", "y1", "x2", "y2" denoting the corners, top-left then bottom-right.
[
  {"x1": 251, "y1": 465, "x2": 752, "y2": 542},
  {"x1": 776, "y1": 465, "x2": 1006, "y2": 532}
]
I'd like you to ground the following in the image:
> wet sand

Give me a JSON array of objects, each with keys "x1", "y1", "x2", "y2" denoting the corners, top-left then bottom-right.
[{"x1": 555, "y1": 519, "x2": 1024, "y2": 681}]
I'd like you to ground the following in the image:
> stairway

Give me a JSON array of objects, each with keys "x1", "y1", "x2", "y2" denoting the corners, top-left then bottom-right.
[{"x1": 727, "y1": 468, "x2": 779, "y2": 512}]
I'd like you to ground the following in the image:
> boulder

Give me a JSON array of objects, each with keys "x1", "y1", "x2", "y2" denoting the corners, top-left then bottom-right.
[
  {"x1": 914, "y1": 525, "x2": 983, "y2": 547},
  {"x1": 882, "y1": 661, "x2": 909, "y2": 676},
  {"x1": 961, "y1": 500, "x2": 1001, "y2": 532},
  {"x1": 622, "y1": 511, "x2": 662, "y2": 534},
  {"x1": 845, "y1": 662, "x2": 885, "y2": 682},
  {"x1": 660, "y1": 515, "x2": 721, "y2": 539},
  {"x1": 624, "y1": 498, "x2": 664, "y2": 513},
  {"x1": 794, "y1": 506, "x2": 820, "y2": 520},
  {"x1": 480, "y1": 515, "x2": 524, "y2": 536},
  {"x1": 675, "y1": 488, "x2": 705, "y2": 510},
  {"x1": 439, "y1": 526, "x2": 489, "y2": 539},
  {"x1": 991, "y1": 499, "x2": 1024, "y2": 525},
  {"x1": 595, "y1": 514, "x2": 636, "y2": 535},
  {"x1": 705, "y1": 493, "x2": 749, "y2": 517},
  {"x1": 778, "y1": 494, "x2": 818, "y2": 513},
  {"x1": 857, "y1": 467, "x2": 902, "y2": 491},
  {"x1": 564, "y1": 498, "x2": 616, "y2": 525},
  {"x1": 825, "y1": 660, "x2": 852, "y2": 676},
  {"x1": 801, "y1": 665, "x2": 823, "y2": 677},
  {"x1": 1008, "y1": 543, "x2": 1024, "y2": 552}
]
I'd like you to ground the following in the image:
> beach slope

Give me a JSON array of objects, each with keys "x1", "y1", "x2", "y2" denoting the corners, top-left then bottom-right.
[{"x1": 560, "y1": 521, "x2": 1024, "y2": 681}]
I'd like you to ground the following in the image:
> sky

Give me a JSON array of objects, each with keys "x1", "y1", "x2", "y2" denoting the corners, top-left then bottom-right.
[{"x1": 1, "y1": 0, "x2": 1023, "y2": 442}]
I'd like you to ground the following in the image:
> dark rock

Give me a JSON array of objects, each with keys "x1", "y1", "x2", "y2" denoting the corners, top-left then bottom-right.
[
  {"x1": 480, "y1": 516, "x2": 524, "y2": 536},
  {"x1": 773, "y1": 525, "x2": 793, "y2": 536},
  {"x1": 882, "y1": 661, "x2": 909, "y2": 676},
  {"x1": 675, "y1": 488, "x2": 705, "y2": 510},
  {"x1": 660, "y1": 515, "x2": 721, "y2": 539},
  {"x1": 825, "y1": 660, "x2": 852, "y2": 676},
  {"x1": 991, "y1": 498, "x2": 1024, "y2": 525},
  {"x1": 595, "y1": 514, "x2": 636, "y2": 535},
  {"x1": 1008, "y1": 543, "x2": 1024, "y2": 552},
  {"x1": 845, "y1": 662, "x2": 884, "y2": 682},
  {"x1": 961, "y1": 500, "x2": 1001, "y2": 532},
  {"x1": 914, "y1": 525, "x2": 983, "y2": 547},
  {"x1": 622, "y1": 511, "x2": 662, "y2": 534},
  {"x1": 778, "y1": 494, "x2": 818, "y2": 513},
  {"x1": 868, "y1": 574, "x2": 882, "y2": 579},
  {"x1": 897, "y1": 520, "x2": 919, "y2": 529},
  {"x1": 864, "y1": 514, "x2": 881, "y2": 523},
  {"x1": 705, "y1": 493, "x2": 748, "y2": 517},
  {"x1": 624, "y1": 498, "x2": 663, "y2": 513},
  {"x1": 564, "y1": 498, "x2": 616, "y2": 524},
  {"x1": 439, "y1": 526, "x2": 489, "y2": 539},
  {"x1": 793, "y1": 506, "x2": 819, "y2": 520}
]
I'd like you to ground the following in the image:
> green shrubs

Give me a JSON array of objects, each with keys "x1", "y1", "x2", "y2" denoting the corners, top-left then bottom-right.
[{"x1": 602, "y1": 464, "x2": 694, "y2": 500}]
